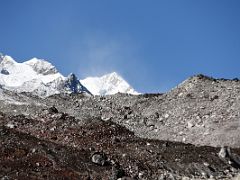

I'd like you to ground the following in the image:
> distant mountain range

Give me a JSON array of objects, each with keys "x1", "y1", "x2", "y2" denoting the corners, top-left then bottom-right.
[{"x1": 0, "y1": 54, "x2": 138, "y2": 97}]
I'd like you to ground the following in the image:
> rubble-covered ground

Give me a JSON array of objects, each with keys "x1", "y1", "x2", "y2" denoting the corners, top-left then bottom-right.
[
  {"x1": 1, "y1": 74, "x2": 240, "y2": 147},
  {"x1": 1, "y1": 74, "x2": 240, "y2": 179},
  {"x1": 0, "y1": 111, "x2": 240, "y2": 179}
]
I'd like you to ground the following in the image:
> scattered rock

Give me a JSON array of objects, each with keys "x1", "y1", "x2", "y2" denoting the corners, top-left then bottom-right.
[
  {"x1": 187, "y1": 121, "x2": 194, "y2": 128},
  {"x1": 0, "y1": 114, "x2": 240, "y2": 179},
  {"x1": 5, "y1": 122, "x2": 16, "y2": 129},
  {"x1": 219, "y1": 146, "x2": 230, "y2": 158},
  {"x1": 1, "y1": 176, "x2": 10, "y2": 180},
  {"x1": 111, "y1": 163, "x2": 125, "y2": 180},
  {"x1": 91, "y1": 152, "x2": 107, "y2": 166},
  {"x1": 47, "y1": 106, "x2": 58, "y2": 114},
  {"x1": 164, "y1": 113, "x2": 169, "y2": 119}
]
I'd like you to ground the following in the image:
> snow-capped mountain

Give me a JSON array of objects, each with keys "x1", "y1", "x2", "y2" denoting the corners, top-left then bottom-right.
[
  {"x1": 0, "y1": 54, "x2": 90, "y2": 97},
  {"x1": 81, "y1": 72, "x2": 138, "y2": 95},
  {"x1": 0, "y1": 53, "x2": 138, "y2": 97}
]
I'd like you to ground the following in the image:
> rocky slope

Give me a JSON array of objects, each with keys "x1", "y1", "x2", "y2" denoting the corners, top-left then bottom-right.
[
  {"x1": 1, "y1": 74, "x2": 240, "y2": 147},
  {"x1": 1, "y1": 74, "x2": 240, "y2": 179},
  {"x1": 0, "y1": 110, "x2": 240, "y2": 179}
]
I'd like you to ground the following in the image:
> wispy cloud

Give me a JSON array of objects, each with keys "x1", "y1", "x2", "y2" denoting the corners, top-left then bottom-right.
[
  {"x1": 81, "y1": 38, "x2": 121, "y2": 76},
  {"x1": 67, "y1": 33, "x2": 139, "y2": 79}
]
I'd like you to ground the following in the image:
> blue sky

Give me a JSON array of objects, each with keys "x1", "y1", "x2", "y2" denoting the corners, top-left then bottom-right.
[{"x1": 0, "y1": 0, "x2": 240, "y2": 93}]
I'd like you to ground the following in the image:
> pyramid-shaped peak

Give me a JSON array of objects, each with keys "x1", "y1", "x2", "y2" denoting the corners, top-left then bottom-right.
[
  {"x1": 101, "y1": 72, "x2": 125, "y2": 83},
  {"x1": 107, "y1": 71, "x2": 118, "y2": 76},
  {"x1": 81, "y1": 72, "x2": 138, "y2": 95},
  {"x1": 65, "y1": 73, "x2": 91, "y2": 94}
]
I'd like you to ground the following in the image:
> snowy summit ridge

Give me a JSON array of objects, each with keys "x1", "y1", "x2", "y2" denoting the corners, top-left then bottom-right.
[
  {"x1": 24, "y1": 58, "x2": 58, "y2": 75},
  {"x1": 0, "y1": 54, "x2": 90, "y2": 97},
  {"x1": 81, "y1": 72, "x2": 138, "y2": 95},
  {"x1": 0, "y1": 53, "x2": 138, "y2": 96}
]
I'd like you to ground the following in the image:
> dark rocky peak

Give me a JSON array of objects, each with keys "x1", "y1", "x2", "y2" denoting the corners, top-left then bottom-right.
[
  {"x1": 67, "y1": 73, "x2": 78, "y2": 83},
  {"x1": 65, "y1": 73, "x2": 92, "y2": 95}
]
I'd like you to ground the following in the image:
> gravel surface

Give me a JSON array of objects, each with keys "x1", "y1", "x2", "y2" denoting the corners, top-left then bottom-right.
[{"x1": 0, "y1": 111, "x2": 240, "y2": 179}]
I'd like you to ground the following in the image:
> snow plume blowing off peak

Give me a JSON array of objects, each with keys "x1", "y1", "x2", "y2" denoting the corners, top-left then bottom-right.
[{"x1": 80, "y1": 72, "x2": 139, "y2": 95}]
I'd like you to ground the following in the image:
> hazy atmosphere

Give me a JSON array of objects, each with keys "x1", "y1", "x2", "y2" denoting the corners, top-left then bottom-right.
[{"x1": 1, "y1": 0, "x2": 240, "y2": 93}]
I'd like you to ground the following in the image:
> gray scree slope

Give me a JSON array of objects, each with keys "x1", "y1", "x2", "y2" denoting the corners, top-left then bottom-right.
[{"x1": 0, "y1": 74, "x2": 240, "y2": 148}]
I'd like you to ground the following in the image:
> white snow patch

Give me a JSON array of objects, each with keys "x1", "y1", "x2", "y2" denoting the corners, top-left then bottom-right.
[
  {"x1": 6, "y1": 123, "x2": 15, "y2": 129},
  {"x1": 81, "y1": 72, "x2": 138, "y2": 95}
]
